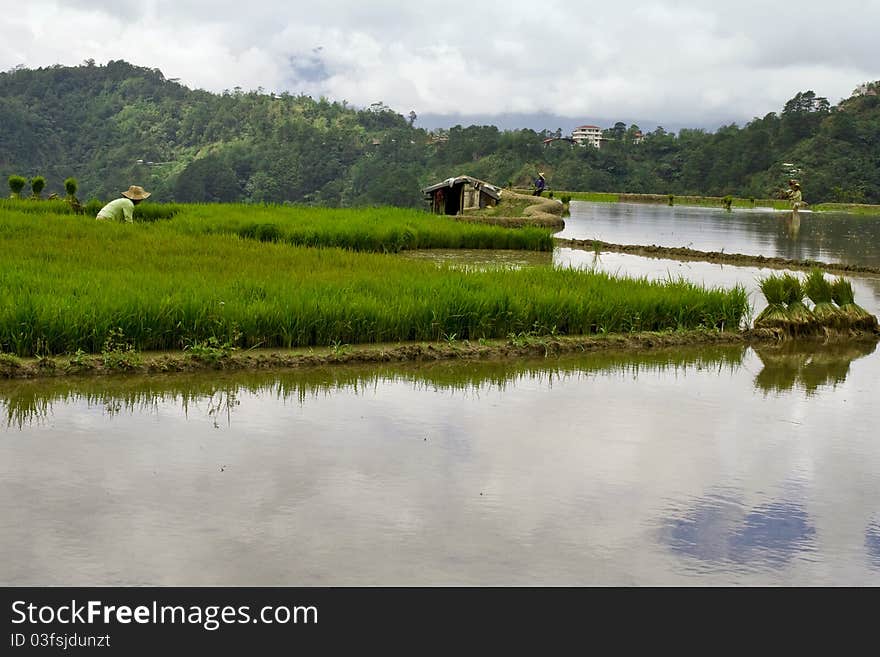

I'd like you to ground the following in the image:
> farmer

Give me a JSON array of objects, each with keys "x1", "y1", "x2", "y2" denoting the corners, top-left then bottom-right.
[
  {"x1": 787, "y1": 179, "x2": 804, "y2": 215},
  {"x1": 533, "y1": 172, "x2": 546, "y2": 196},
  {"x1": 96, "y1": 185, "x2": 151, "y2": 223}
]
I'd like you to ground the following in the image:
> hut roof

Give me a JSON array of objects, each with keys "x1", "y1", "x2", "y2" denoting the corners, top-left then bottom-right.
[{"x1": 422, "y1": 175, "x2": 502, "y2": 201}]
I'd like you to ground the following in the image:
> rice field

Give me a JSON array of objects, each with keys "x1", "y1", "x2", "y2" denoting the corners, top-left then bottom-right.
[
  {"x1": 0, "y1": 206, "x2": 748, "y2": 357},
  {"x1": 0, "y1": 200, "x2": 554, "y2": 253}
]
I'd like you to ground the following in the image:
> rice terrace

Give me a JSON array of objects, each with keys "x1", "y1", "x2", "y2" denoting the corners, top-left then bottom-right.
[
  {"x1": 0, "y1": 197, "x2": 753, "y2": 372},
  {"x1": 3, "y1": 74, "x2": 880, "y2": 590},
  {"x1": 3, "y1": 189, "x2": 880, "y2": 588}
]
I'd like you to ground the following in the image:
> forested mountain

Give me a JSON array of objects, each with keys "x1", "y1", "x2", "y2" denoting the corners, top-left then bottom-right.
[{"x1": 2, "y1": 60, "x2": 879, "y2": 205}]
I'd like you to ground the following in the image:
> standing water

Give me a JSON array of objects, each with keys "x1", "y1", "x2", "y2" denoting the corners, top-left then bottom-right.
[
  {"x1": 2, "y1": 343, "x2": 879, "y2": 586},
  {"x1": 560, "y1": 201, "x2": 880, "y2": 268}
]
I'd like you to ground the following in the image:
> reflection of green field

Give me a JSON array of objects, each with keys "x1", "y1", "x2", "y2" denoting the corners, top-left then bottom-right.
[
  {"x1": 0, "y1": 209, "x2": 748, "y2": 357},
  {"x1": 753, "y1": 340, "x2": 877, "y2": 395},
  {"x1": 0, "y1": 344, "x2": 747, "y2": 428}
]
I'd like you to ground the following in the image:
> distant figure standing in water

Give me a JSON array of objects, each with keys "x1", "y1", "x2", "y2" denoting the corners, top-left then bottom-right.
[
  {"x1": 96, "y1": 185, "x2": 151, "y2": 223},
  {"x1": 533, "y1": 172, "x2": 546, "y2": 196},
  {"x1": 787, "y1": 179, "x2": 804, "y2": 215},
  {"x1": 785, "y1": 179, "x2": 803, "y2": 237}
]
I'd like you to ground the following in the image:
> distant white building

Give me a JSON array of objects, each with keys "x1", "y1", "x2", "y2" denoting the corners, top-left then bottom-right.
[{"x1": 572, "y1": 125, "x2": 603, "y2": 149}]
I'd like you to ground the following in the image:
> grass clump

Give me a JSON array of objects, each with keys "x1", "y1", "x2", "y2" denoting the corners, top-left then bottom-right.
[
  {"x1": 185, "y1": 329, "x2": 241, "y2": 366},
  {"x1": 101, "y1": 328, "x2": 141, "y2": 371},
  {"x1": 0, "y1": 352, "x2": 23, "y2": 377}
]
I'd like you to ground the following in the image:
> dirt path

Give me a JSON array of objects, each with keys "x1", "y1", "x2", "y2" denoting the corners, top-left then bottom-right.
[
  {"x1": 457, "y1": 190, "x2": 567, "y2": 229},
  {"x1": 2, "y1": 330, "x2": 877, "y2": 380}
]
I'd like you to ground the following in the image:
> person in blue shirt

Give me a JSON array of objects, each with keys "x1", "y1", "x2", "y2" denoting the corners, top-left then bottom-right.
[{"x1": 533, "y1": 172, "x2": 546, "y2": 196}]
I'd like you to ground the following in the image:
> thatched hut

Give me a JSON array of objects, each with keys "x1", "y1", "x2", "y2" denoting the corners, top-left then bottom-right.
[{"x1": 422, "y1": 175, "x2": 502, "y2": 215}]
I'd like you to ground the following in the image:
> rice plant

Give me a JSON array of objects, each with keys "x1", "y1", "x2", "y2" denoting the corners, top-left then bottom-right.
[
  {"x1": 170, "y1": 203, "x2": 555, "y2": 252},
  {"x1": 0, "y1": 208, "x2": 749, "y2": 356}
]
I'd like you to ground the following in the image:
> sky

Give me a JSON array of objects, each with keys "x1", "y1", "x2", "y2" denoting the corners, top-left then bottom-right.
[{"x1": 2, "y1": 0, "x2": 879, "y2": 132}]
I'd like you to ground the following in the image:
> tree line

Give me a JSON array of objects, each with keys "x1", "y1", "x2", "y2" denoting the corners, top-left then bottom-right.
[{"x1": 2, "y1": 61, "x2": 879, "y2": 207}]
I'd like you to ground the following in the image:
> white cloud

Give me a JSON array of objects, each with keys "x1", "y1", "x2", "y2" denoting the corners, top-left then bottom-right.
[{"x1": 2, "y1": 0, "x2": 879, "y2": 128}]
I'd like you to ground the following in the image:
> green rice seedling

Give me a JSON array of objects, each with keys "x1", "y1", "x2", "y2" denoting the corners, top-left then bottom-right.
[
  {"x1": 831, "y1": 277, "x2": 878, "y2": 331},
  {"x1": 804, "y1": 269, "x2": 843, "y2": 329},
  {"x1": 30, "y1": 176, "x2": 47, "y2": 199},
  {"x1": 0, "y1": 207, "x2": 749, "y2": 356},
  {"x1": 169, "y1": 203, "x2": 554, "y2": 252},
  {"x1": 7, "y1": 175, "x2": 26, "y2": 199},
  {"x1": 753, "y1": 274, "x2": 788, "y2": 330},
  {"x1": 780, "y1": 273, "x2": 815, "y2": 333}
]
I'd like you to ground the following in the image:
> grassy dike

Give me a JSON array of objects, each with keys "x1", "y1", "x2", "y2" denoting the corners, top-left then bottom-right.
[
  {"x1": 560, "y1": 191, "x2": 792, "y2": 210},
  {"x1": 0, "y1": 207, "x2": 747, "y2": 366}
]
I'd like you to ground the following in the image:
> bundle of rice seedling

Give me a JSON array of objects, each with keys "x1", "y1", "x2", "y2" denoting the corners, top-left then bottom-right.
[
  {"x1": 753, "y1": 274, "x2": 789, "y2": 330},
  {"x1": 804, "y1": 269, "x2": 843, "y2": 329},
  {"x1": 831, "y1": 277, "x2": 878, "y2": 331},
  {"x1": 780, "y1": 273, "x2": 815, "y2": 333}
]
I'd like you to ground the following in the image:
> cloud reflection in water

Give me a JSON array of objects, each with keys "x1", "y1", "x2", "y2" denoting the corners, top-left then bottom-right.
[{"x1": 662, "y1": 493, "x2": 816, "y2": 570}]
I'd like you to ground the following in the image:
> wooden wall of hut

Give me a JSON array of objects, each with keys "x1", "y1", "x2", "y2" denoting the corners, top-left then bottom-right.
[
  {"x1": 463, "y1": 186, "x2": 480, "y2": 211},
  {"x1": 429, "y1": 183, "x2": 497, "y2": 215}
]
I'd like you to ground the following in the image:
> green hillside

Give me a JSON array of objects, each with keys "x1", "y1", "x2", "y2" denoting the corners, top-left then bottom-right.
[{"x1": 2, "y1": 60, "x2": 879, "y2": 205}]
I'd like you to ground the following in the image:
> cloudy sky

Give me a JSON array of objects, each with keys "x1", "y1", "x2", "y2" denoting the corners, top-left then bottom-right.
[{"x1": 2, "y1": 0, "x2": 878, "y2": 131}]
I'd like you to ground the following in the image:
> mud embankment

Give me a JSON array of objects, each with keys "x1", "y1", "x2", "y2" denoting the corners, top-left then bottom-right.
[
  {"x1": 2, "y1": 329, "x2": 877, "y2": 380},
  {"x1": 555, "y1": 238, "x2": 880, "y2": 275},
  {"x1": 457, "y1": 190, "x2": 567, "y2": 229}
]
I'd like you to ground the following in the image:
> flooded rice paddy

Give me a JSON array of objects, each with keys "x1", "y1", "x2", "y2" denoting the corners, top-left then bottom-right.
[
  {"x1": 2, "y1": 344, "x2": 878, "y2": 586},
  {"x1": 560, "y1": 201, "x2": 880, "y2": 268},
  {"x1": 2, "y1": 201, "x2": 879, "y2": 586}
]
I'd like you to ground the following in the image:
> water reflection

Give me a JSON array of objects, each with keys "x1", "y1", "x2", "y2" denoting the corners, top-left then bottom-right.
[
  {"x1": 4, "y1": 340, "x2": 878, "y2": 429},
  {"x1": 785, "y1": 212, "x2": 801, "y2": 239},
  {"x1": 752, "y1": 341, "x2": 877, "y2": 396},
  {"x1": 867, "y1": 522, "x2": 880, "y2": 569},
  {"x1": 1, "y1": 346, "x2": 746, "y2": 429},
  {"x1": 562, "y1": 202, "x2": 880, "y2": 268},
  {"x1": 3, "y1": 342, "x2": 880, "y2": 584},
  {"x1": 662, "y1": 493, "x2": 816, "y2": 569}
]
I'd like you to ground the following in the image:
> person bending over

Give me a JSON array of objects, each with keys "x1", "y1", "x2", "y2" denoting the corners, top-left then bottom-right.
[{"x1": 96, "y1": 185, "x2": 151, "y2": 223}]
